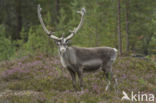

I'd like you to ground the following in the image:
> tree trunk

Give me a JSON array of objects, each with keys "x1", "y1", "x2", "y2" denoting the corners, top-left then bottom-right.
[
  {"x1": 125, "y1": 0, "x2": 130, "y2": 52},
  {"x1": 117, "y1": 0, "x2": 122, "y2": 55},
  {"x1": 15, "y1": 0, "x2": 22, "y2": 40}
]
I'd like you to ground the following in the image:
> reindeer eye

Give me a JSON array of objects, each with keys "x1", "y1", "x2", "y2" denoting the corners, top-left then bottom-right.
[{"x1": 57, "y1": 42, "x2": 60, "y2": 45}]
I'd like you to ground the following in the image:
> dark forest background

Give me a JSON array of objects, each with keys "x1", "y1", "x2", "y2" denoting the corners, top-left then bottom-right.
[{"x1": 0, "y1": 0, "x2": 156, "y2": 60}]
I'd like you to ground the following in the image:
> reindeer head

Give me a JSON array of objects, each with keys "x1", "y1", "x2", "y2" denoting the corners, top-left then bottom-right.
[{"x1": 37, "y1": 4, "x2": 85, "y2": 54}]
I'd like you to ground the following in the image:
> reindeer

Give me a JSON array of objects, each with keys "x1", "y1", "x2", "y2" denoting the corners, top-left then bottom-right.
[{"x1": 37, "y1": 5, "x2": 118, "y2": 91}]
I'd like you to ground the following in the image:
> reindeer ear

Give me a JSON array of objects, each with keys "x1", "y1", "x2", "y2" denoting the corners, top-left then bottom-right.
[{"x1": 54, "y1": 40, "x2": 60, "y2": 45}]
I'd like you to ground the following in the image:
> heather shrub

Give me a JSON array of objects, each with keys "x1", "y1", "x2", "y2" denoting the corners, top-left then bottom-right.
[{"x1": 0, "y1": 55, "x2": 156, "y2": 103}]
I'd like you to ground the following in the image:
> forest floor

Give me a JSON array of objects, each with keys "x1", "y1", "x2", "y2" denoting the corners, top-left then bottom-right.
[{"x1": 0, "y1": 54, "x2": 156, "y2": 103}]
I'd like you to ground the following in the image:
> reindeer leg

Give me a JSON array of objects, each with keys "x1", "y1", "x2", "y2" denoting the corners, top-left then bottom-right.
[
  {"x1": 105, "y1": 70, "x2": 118, "y2": 92},
  {"x1": 77, "y1": 68, "x2": 84, "y2": 91},
  {"x1": 105, "y1": 62, "x2": 113, "y2": 91},
  {"x1": 105, "y1": 61, "x2": 118, "y2": 91},
  {"x1": 104, "y1": 68, "x2": 111, "y2": 91},
  {"x1": 112, "y1": 74, "x2": 118, "y2": 92},
  {"x1": 105, "y1": 79, "x2": 111, "y2": 91},
  {"x1": 69, "y1": 69, "x2": 77, "y2": 90},
  {"x1": 102, "y1": 65, "x2": 111, "y2": 91},
  {"x1": 102, "y1": 65, "x2": 106, "y2": 78}
]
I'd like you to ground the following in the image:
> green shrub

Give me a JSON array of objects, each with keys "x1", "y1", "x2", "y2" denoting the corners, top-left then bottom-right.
[
  {"x1": 0, "y1": 25, "x2": 15, "y2": 61},
  {"x1": 13, "y1": 26, "x2": 57, "y2": 58}
]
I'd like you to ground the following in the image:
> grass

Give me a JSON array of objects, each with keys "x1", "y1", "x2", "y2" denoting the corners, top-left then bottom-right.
[{"x1": 0, "y1": 54, "x2": 156, "y2": 103}]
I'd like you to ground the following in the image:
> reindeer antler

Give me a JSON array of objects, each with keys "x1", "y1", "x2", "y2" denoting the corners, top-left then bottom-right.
[{"x1": 37, "y1": 4, "x2": 61, "y2": 40}]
